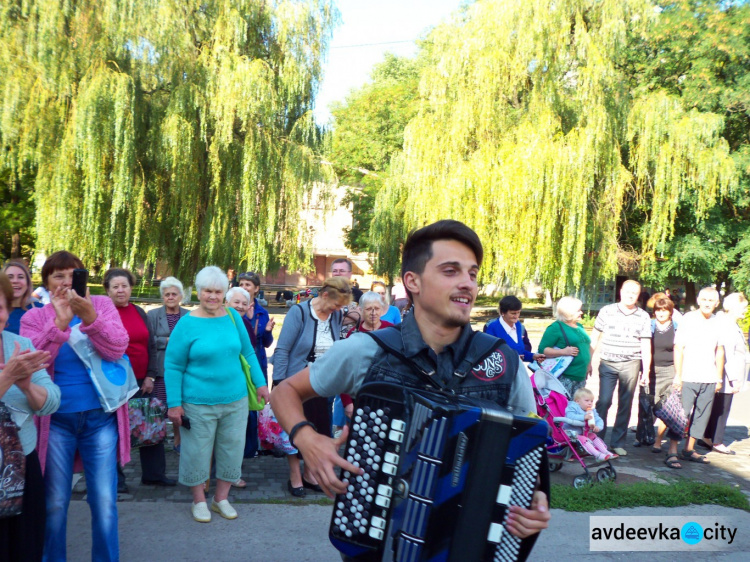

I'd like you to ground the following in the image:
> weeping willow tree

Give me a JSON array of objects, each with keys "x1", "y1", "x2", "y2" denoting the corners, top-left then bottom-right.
[
  {"x1": 369, "y1": 0, "x2": 736, "y2": 296},
  {"x1": 0, "y1": 0, "x2": 337, "y2": 278}
]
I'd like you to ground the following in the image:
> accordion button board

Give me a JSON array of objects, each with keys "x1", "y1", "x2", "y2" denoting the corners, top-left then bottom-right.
[{"x1": 328, "y1": 382, "x2": 548, "y2": 562}]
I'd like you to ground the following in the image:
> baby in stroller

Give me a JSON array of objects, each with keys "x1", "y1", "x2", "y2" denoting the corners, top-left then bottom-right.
[{"x1": 563, "y1": 388, "x2": 618, "y2": 461}]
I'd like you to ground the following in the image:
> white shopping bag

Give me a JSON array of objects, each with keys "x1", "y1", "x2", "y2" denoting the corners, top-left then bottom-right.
[{"x1": 68, "y1": 326, "x2": 139, "y2": 412}]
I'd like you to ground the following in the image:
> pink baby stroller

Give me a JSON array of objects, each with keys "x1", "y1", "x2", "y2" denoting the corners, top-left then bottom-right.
[{"x1": 531, "y1": 369, "x2": 617, "y2": 488}]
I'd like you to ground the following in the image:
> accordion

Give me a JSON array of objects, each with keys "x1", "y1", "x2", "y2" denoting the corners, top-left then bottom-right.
[{"x1": 329, "y1": 382, "x2": 549, "y2": 562}]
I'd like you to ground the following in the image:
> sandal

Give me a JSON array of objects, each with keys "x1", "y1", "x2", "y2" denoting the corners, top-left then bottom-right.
[
  {"x1": 664, "y1": 454, "x2": 682, "y2": 469},
  {"x1": 651, "y1": 446, "x2": 662, "y2": 453},
  {"x1": 231, "y1": 478, "x2": 247, "y2": 488},
  {"x1": 681, "y1": 449, "x2": 710, "y2": 464}
]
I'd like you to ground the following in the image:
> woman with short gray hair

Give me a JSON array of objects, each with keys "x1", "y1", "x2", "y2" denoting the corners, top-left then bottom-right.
[
  {"x1": 147, "y1": 276, "x2": 189, "y2": 448},
  {"x1": 538, "y1": 296, "x2": 592, "y2": 397},
  {"x1": 165, "y1": 266, "x2": 269, "y2": 523}
]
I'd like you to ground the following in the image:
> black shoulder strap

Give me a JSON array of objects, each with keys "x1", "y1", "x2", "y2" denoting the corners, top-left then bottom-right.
[
  {"x1": 366, "y1": 328, "x2": 506, "y2": 393},
  {"x1": 301, "y1": 300, "x2": 318, "y2": 364},
  {"x1": 366, "y1": 328, "x2": 444, "y2": 392},
  {"x1": 557, "y1": 321, "x2": 571, "y2": 347},
  {"x1": 447, "y1": 331, "x2": 506, "y2": 390}
]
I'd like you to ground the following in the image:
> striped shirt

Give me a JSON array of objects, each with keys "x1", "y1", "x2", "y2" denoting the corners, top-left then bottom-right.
[{"x1": 594, "y1": 303, "x2": 651, "y2": 362}]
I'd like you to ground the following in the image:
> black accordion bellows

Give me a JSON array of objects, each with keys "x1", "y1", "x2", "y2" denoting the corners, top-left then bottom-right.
[{"x1": 329, "y1": 382, "x2": 549, "y2": 562}]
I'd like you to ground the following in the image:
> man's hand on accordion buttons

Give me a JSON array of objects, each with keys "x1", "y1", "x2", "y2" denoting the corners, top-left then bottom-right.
[
  {"x1": 295, "y1": 424, "x2": 363, "y2": 499},
  {"x1": 505, "y1": 491, "x2": 550, "y2": 538}
]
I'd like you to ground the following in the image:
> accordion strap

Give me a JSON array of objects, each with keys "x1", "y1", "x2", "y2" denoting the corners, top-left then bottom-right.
[
  {"x1": 365, "y1": 329, "x2": 504, "y2": 393},
  {"x1": 366, "y1": 329, "x2": 445, "y2": 392}
]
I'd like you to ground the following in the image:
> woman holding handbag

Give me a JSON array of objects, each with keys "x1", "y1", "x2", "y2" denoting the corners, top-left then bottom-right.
[
  {"x1": 648, "y1": 295, "x2": 684, "y2": 468},
  {"x1": 147, "y1": 277, "x2": 189, "y2": 453},
  {"x1": 538, "y1": 296, "x2": 592, "y2": 397},
  {"x1": 271, "y1": 277, "x2": 350, "y2": 497},
  {"x1": 20, "y1": 251, "x2": 129, "y2": 562},
  {"x1": 104, "y1": 268, "x2": 176, "y2": 489},
  {"x1": 165, "y1": 267, "x2": 268, "y2": 523}
]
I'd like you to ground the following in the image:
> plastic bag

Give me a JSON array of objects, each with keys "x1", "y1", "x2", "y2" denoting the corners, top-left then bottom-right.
[
  {"x1": 129, "y1": 397, "x2": 167, "y2": 448},
  {"x1": 258, "y1": 403, "x2": 297, "y2": 455},
  {"x1": 635, "y1": 389, "x2": 656, "y2": 445},
  {"x1": 654, "y1": 389, "x2": 687, "y2": 438},
  {"x1": 68, "y1": 326, "x2": 139, "y2": 413}
]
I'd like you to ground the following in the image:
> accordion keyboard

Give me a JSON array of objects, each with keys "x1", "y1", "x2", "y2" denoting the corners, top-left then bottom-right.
[{"x1": 332, "y1": 401, "x2": 405, "y2": 543}]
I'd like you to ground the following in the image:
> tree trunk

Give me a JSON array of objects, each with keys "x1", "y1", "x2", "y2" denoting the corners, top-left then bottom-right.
[
  {"x1": 11, "y1": 231, "x2": 21, "y2": 259},
  {"x1": 685, "y1": 282, "x2": 696, "y2": 309}
]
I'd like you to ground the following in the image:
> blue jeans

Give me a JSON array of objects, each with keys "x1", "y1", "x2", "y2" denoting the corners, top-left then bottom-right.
[{"x1": 44, "y1": 409, "x2": 119, "y2": 562}]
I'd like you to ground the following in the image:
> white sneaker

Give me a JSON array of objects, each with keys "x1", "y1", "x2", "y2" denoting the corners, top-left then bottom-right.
[
  {"x1": 192, "y1": 501, "x2": 211, "y2": 523},
  {"x1": 613, "y1": 447, "x2": 628, "y2": 457},
  {"x1": 211, "y1": 497, "x2": 238, "y2": 520}
]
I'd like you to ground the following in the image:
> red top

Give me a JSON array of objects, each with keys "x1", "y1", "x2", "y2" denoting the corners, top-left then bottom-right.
[
  {"x1": 117, "y1": 303, "x2": 150, "y2": 379},
  {"x1": 345, "y1": 319, "x2": 394, "y2": 339}
]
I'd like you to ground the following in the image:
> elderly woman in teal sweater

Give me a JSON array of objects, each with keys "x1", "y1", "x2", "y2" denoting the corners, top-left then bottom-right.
[{"x1": 165, "y1": 266, "x2": 268, "y2": 524}]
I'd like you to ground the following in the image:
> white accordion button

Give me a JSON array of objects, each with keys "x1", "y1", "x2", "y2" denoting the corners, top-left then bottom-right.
[
  {"x1": 487, "y1": 522, "x2": 504, "y2": 543},
  {"x1": 382, "y1": 462, "x2": 397, "y2": 476},
  {"x1": 377, "y1": 484, "x2": 392, "y2": 498},
  {"x1": 496, "y1": 485, "x2": 512, "y2": 505},
  {"x1": 388, "y1": 430, "x2": 404, "y2": 443},
  {"x1": 390, "y1": 419, "x2": 406, "y2": 432},
  {"x1": 384, "y1": 452, "x2": 399, "y2": 464},
  {"x1": 369, "y1": 527, "x2": 384, "y2": 540},
  {"x1": 371, "y1": 516, "x2": 386, "y2": 530},
  {"x1": 375, "y1": 495, "x2": 391, "y2": 508}
]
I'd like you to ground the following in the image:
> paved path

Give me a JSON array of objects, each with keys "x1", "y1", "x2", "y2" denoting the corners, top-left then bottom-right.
[{"x1": 66, "y1": 502, "x2": 750, "y2": 561}]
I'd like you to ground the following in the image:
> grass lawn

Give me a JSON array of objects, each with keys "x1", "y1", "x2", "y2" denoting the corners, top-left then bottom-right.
[{"x1": 551, "y1": 480, "x2": 750, "y2": 512}]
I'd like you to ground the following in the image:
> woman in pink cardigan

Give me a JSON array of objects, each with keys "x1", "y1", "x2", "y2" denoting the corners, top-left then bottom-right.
[{"x1": 21, "y1": 251, "x2": 130, "y2": 562}]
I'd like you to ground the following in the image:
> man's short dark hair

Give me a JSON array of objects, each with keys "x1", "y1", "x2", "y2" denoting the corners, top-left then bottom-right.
[
  {"x1": 331, "y1": 258, "x2": 353, "y2": 272},
  {"x1": 238, "y1": 271, "x2": 261, "y2": 287},
  {"x1": 499, "y1": 295, "x2": 523, "y2": 314},
  {"x1": 401, "y1": 220, "x2": 483, "y2": 283}
]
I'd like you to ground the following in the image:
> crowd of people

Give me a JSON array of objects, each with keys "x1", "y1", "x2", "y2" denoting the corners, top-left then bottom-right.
[{"x1": 0, "y1": 238, "x2": 747, "y2": 559}]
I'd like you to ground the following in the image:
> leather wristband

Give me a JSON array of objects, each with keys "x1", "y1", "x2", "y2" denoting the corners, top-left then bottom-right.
[{"x1": 289, "y1": 420, "x2": 317, "y2": 450}]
